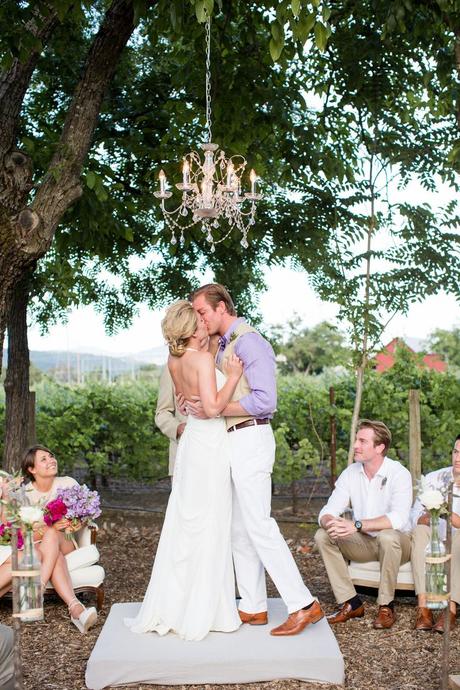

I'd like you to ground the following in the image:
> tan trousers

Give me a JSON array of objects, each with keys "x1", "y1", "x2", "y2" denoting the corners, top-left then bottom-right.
[
  {"x1": 315, "y1": 527, "x2": 411, "y2": 606},
  {"x1": 411, "y1": 525, "x2": 460, "y2": 604}
]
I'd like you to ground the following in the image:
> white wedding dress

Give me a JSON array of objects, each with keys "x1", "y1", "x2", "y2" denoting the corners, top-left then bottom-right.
[{"x1": 125, "y1": 369, "x2": 241, "y2": 641}]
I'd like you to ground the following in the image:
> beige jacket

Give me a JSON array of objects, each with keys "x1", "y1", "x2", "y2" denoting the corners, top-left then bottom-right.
[{"x1": 155, "y1": 366, "x2": 186, "y2": 475}]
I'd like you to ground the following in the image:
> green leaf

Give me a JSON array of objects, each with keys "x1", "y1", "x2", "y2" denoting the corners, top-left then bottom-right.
[
  {"x1": 322, "y1": 5, "x2": 331, "y2": 21},
  {"x1": 291, "y1": 0, "x2": 301, "y2": 17},
  {"x1": 195, "y1": 0, "x2": 207, "y2": 23},
  {"x1": 269, "y1": 38, "x2": 284, "y2": 62},
  {"x1": 297, "y1": 12, "x2": 315, "y2": 44},
  {"x1": 271, "y1": 20, "x2": 284, "y2": 44},
  {"x1": 314, "y1": 22, "x2": 329, "y2": 52},
  {"x1": 86, "y1": 171, "x2": 96, "y2": 189}
]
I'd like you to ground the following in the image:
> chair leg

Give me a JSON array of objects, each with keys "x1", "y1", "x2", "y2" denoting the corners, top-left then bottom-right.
[{"x1": 96, "y1": 585, "x2": 104, "y2": 611}]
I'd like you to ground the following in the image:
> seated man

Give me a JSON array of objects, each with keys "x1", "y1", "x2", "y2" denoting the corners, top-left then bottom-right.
[
  {"x1": 411, "y1": 433, "x2": 460, "y2": 632},
  {"x1": 315, "y1": 419, "x2": 412, "y2": 629}
]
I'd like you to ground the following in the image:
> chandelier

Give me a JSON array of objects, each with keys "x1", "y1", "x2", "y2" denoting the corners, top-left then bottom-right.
[{"x1": 154, "y1": 18, "x2": 262, "y2": 252}]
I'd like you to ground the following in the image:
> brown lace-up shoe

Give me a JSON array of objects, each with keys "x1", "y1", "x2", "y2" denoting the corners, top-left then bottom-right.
[
  {"x1": 433, "y1": 610, "x2": 456, "y2": 634},
  {"x1": 327, "y1": 602, "x2": 365, "y2": 624},
  {"x1": 414, "y1": 606, "x2": 434, "y2": 631},
  {"x1": 238, "y1": 610, "x2": 268, "y2": 625},
  {"x1": 270, "y1": 601, "x2": 324, "y2": 636},
  {"x1": 373, "y1": 605, "x2": 396, "y2": 629}
]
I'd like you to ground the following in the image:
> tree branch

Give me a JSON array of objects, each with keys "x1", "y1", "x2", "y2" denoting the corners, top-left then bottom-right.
[
  {"x1": 0, "y1": 6, "x2": 60, "y2": 156},
  {"x1": 27, "y1": 0, "x2": 155, "y2": 253}
]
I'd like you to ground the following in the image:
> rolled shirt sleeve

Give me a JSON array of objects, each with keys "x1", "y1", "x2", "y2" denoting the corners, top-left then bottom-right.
[
  {"x1": 385, "y1": 468, "x2": 413, "y2": 531},
  {"x1": 318, "y1": 470, "x2": 352, "y2": 526},
  {"x1": 234, "y1": 333, "x2": 277, "y2": 418}
]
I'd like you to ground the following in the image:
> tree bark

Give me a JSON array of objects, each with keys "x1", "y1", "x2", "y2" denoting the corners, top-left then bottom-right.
[
  {"x1": 0, "y1": 0, "x2": 154, "y2": 378},
  {"x1": 3, "y1": 270, "x2": 33, "y2": 472}
]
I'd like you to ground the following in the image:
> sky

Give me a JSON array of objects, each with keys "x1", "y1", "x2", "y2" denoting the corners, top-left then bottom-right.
[{"x1": 25, "y1": 264, "x2": 459, "y2": 360}]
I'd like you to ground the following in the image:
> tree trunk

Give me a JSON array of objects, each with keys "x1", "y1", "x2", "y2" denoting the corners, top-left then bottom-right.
[
  {"x1": 0, "y1": 0, "x2": 154, "y2": 379},
  {"x1": 3, "y1": 270, "x2": 32, "y2": 472},
  {"x1": 347, "y1": 154, "x2": 375, "y2": 464}
]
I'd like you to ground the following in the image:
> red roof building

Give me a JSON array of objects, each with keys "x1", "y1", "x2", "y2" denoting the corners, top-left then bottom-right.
[{"x1": 375, "y1": 337, "x2": 447, "y2": 373}]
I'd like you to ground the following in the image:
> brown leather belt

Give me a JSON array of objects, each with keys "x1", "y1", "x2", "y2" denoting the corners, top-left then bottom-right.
[{"x1": 227, "y1": 418, "x2": 270, "y2": 433}]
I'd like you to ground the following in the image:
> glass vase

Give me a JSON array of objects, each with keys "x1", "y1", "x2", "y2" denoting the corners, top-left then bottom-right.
[
  {"x1": 424, "y1": 514, "x2": 448, "y2": 610},
  {"x1": 13, "y1": 527, "x2": 43, "y2": 623}
]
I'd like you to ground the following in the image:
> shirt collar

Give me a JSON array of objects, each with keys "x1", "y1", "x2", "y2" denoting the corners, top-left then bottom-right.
[
  {"x1": 220, "y1": 317, "x2": 245, "y2": 348},
  {"x1": 357, "y1": 456, "x2": 388, "y2": 477}
]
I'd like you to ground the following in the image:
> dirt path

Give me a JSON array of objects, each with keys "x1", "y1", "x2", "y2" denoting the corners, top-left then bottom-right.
[{"x1": 2, "y1": 511, "x2": 458, "y2": 690}]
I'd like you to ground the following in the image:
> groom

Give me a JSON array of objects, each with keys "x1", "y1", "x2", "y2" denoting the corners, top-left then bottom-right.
[{"x1": 187, "y1": 283, "x2": 324, "y2": 636}]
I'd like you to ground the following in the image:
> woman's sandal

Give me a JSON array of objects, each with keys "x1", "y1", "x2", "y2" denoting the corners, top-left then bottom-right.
[{"x1": 68, "y1": 597, "x2": 98, "y2": 634}]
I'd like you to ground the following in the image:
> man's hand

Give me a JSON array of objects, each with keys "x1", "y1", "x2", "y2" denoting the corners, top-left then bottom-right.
[
  {"x1": 176, "y1": 393, "x2": 187, "y2": 416},
  {"x1": 325, "y1": 517, "x2": 357, "y2": 540},
  {"x1": 185, "y1": 396, "x2": 209, "y2": 419},
  {"x1": 452, "y1": 511, "x2": 460, "y2": 529},
  {"x1": 417, "y1": 512, "x2": 430, "y2": 526},
  {"x1": 176, "y1": 422, "x2": 186, "y2": 438}
]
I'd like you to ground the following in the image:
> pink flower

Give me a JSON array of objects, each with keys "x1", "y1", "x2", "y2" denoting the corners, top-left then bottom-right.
[{"x1": 44, "y1": 497, "x2": 67, "y2": 526}]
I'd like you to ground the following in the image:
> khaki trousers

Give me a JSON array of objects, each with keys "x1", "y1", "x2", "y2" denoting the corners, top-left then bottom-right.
[
  {"x1": 315, "y1": 527, "x2": 411, "y2": 606},
  {"x1": 411, "y1": 525, "x2": 460, "y2": 604}
]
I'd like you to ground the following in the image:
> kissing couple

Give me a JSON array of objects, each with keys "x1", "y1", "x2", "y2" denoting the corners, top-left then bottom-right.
[{"x1": 125, "y1": 283, "x2": 324, "y2": 641}]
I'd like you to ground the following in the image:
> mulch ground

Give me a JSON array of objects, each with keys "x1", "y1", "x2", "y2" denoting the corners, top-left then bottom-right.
[{"x1": 1, "y1": 511, "x2": 458, "y2": 690}]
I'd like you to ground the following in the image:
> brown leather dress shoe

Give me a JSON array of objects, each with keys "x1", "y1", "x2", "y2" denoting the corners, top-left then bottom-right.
[
  {"x1": 270, "y1": 601, "x2": 324, "y2": 636},
  {"x1": 327, "y1": 602, "x2": 365, "y2": 624},
  {"x1": 373, "y1": 605, "x2": 396, "y2": 629},
  {"x1": 433, "y1": 609, "x2": 456, "y2": 634},
  {"x1": 238, "y1": 610, "x2": 268, "y2": 625},
  {"x1": 414, "y1": 606, "x2": 434, "y2": 631}
]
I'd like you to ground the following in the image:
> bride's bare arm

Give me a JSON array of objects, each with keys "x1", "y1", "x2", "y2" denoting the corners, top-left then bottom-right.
[{"x1": 197, "y1": 353, "x2": 243, "y2": 417}]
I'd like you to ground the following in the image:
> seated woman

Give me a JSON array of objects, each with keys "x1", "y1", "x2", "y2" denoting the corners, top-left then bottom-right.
[{"x1": 20, "y1": 444, "x2": 98, "y2": 634}]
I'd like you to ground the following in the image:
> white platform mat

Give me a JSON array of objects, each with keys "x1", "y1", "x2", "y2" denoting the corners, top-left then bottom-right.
[{"x1": 85, "y1": 599, "x2": 344, "y2": 688}]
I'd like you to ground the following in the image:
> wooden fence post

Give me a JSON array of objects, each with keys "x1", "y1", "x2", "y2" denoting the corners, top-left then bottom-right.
[
  {"x1": 408, "y1": 389, "x2": 422, "y2": 493},
  {"x1": 329, "y1": 386, "x2": 337, "y2": 488}
]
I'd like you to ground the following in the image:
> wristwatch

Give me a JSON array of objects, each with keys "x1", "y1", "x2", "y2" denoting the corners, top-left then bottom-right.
[{"x1": 354, "y1": 520, "x2": 362, "y2": 532}]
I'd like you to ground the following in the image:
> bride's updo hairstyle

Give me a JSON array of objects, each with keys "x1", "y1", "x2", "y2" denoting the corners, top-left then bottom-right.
[{"x1": 162, "y1": 300, "x2": 199, "y2": 357}]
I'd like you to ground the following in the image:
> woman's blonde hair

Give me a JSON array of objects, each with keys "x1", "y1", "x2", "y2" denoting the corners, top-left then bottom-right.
[{"x1": 161, "y1": 300, "x2": 199, "y2": 357}]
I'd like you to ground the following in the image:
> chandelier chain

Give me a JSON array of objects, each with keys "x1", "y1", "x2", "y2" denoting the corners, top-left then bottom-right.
[{"x1": 205, "y1": 18, "x2": 212, "y2": 143}]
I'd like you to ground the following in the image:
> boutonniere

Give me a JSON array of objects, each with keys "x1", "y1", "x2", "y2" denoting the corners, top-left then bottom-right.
[
  {"x1": 380, "y1": 477, "x2": 387, "y2": 490},
  {"x1": 229, "y1": 331, "x2": 239, "y2": 343}
]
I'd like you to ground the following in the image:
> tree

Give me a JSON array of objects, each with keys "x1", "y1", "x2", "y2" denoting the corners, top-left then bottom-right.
[
  {"x1": 427, "y1": 327, "x2": 460, "y2": 370},
  {"x1": 268, "y1": 1, "x2": 460, "y2": 461},
  {"x1": 271, "y1": 318, "x2": 350, "y2": 374},
  {"x1": 1, "y1": 0, "x2": 336, "y2": 468}
]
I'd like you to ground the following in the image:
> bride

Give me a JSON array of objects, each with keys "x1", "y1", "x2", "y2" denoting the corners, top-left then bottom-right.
[{"x1": 125, "y1": 300, "x2": 243, "y2": 641}]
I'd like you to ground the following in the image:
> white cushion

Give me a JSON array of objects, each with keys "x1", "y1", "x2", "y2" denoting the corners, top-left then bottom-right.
[
  {"x1": 71, "y1": 564, "x2": 105, "y2": 589},
  {"x1": 349, "y1": 559, "x2": 412, "y2": 574},
  {"x1": 65, "y1": 544, "x2": 100, "y2": 572},
  {"x1": 348, "y1": 560, "x2": 415, "y2": 588}
]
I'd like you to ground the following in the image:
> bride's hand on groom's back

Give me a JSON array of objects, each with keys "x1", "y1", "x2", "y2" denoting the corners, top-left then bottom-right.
[{"x1": 224, "y1": 354, "x2": 243, "y2": 379}]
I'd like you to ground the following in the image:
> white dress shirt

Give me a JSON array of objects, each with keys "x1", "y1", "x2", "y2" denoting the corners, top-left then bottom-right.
[
  {"x1": 411, "y1": 466, "x2": 460, "y2": 539},
  {"x1": 318, "y1": 457, "x2": 413, "y2": 536}
]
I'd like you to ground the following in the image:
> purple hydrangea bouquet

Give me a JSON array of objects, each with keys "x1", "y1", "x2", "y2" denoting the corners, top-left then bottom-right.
[{"x1": 55, "y1": 484, "x2": 102, "y2": 532}]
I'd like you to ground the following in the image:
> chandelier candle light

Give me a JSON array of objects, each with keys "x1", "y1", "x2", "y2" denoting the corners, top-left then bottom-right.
[{"x1": 154, "y1": 18, "x2": 262, "y2": 251}]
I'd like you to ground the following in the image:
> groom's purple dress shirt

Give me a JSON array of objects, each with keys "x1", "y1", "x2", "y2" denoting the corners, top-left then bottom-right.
[{"x1": 216, "y1": 318, "x2": 277, "y2": 418}]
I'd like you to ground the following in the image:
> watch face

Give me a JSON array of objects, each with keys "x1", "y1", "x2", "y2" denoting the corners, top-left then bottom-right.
[{"x1": 355, "y1": 520, "x2": 362, "y2": 531}]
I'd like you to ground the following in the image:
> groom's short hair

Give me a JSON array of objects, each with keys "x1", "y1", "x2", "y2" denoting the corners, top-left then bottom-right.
[{"x1": 190, "y1": 283, "x2": 236, "y2": 316}]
